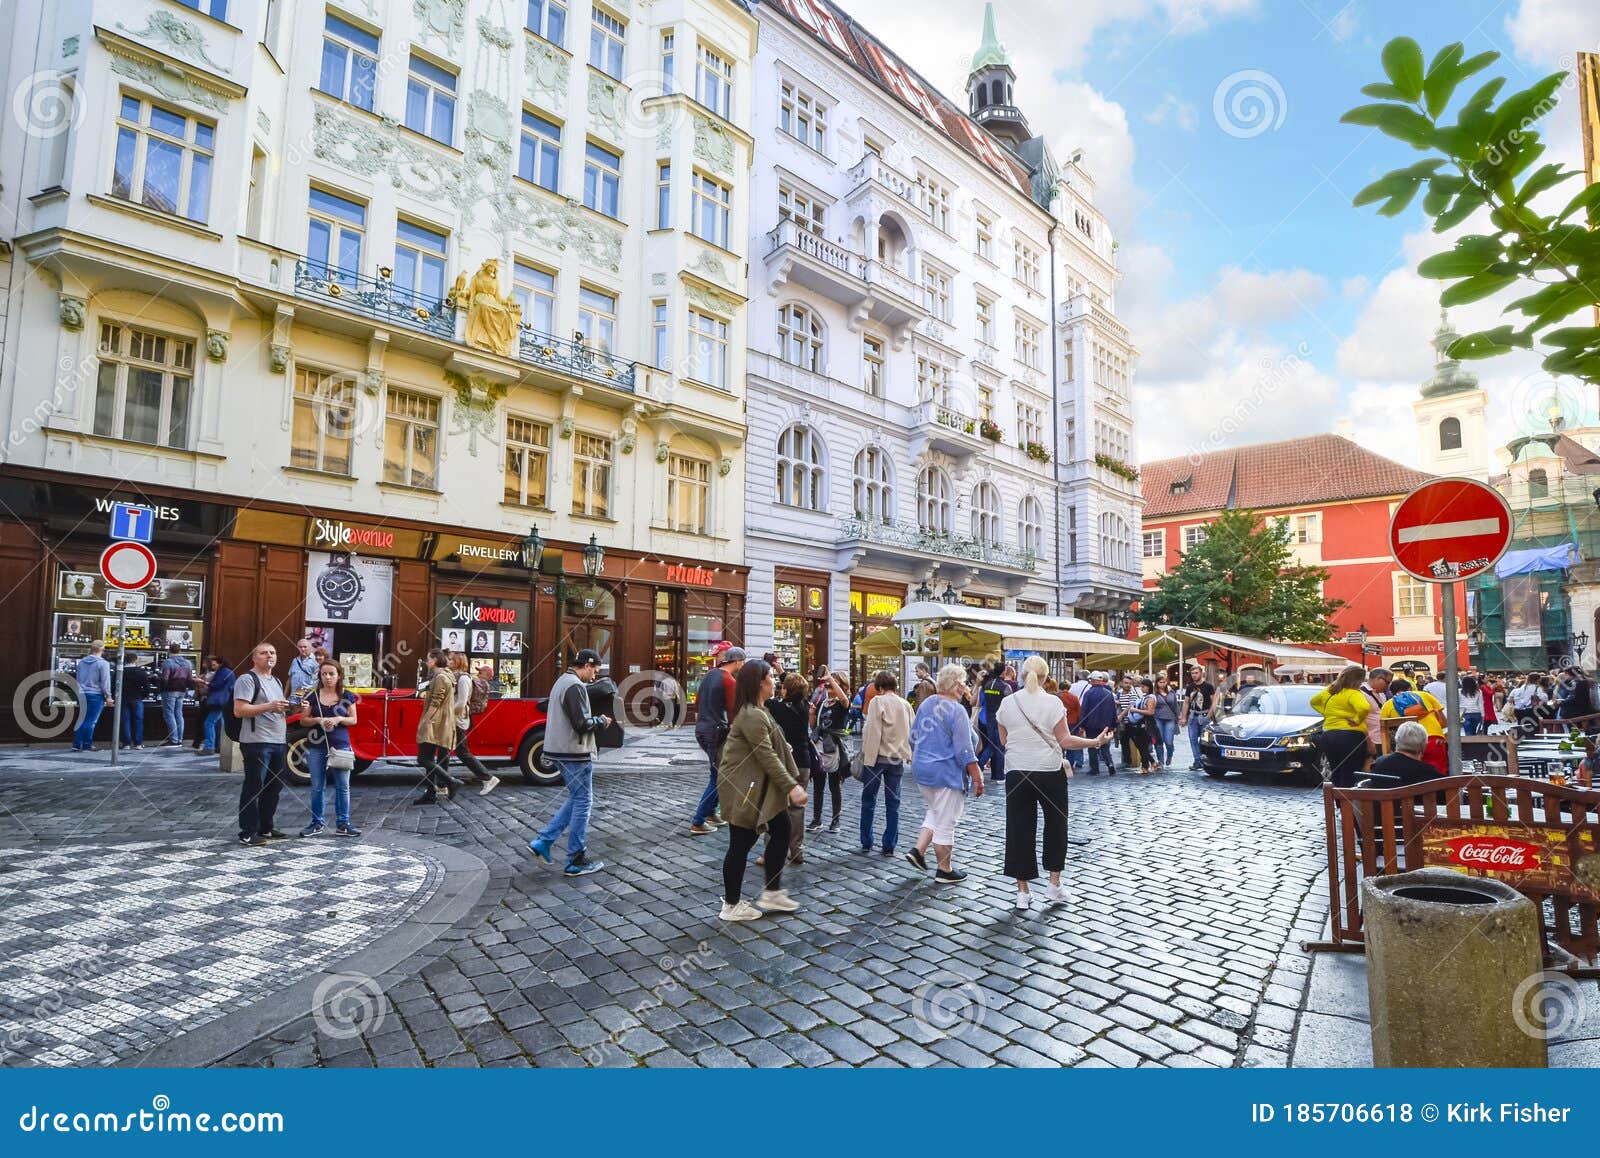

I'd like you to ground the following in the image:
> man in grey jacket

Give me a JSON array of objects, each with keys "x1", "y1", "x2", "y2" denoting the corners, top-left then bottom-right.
[{"x1": 527, "y1": 649, "x2": 611, "y2": 876}]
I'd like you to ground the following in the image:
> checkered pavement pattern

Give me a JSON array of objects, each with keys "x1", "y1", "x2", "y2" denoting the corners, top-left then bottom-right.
[{"x1": 0, "y1": 839, "x2": 439, "y2": 1067}]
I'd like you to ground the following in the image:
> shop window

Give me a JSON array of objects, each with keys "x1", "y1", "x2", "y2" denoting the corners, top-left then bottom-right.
[
  {"x1": 562, "y1": 583, "x2": 615, "y2": 675},
  {"x1": 382, "y1": 387, "x2": 440, "y2": 489},
  {"x1": 289, "y1": 366, "x2": 356, "y2": 475},
  {"x1": 667, "y1": 454, "x2": 710, "y2": 534},
  {"x1": 112, "y1": 94, "x2": 214, "y2": 223},
  {"x1": 684, "y1": 612, "x2": 725, "y2": 704},
  {"x1": 572, "y1": 432, "x2": 613, "y2": 517},
  {"x1": 93, "y1": 322, "x2": 195, "y2": 450},
  {"x1": 504, "y1": 415, "x2": 551, "y2": 507},
  {"x1": 435, "y1": 593, "x2": 528, "y2": 694}
]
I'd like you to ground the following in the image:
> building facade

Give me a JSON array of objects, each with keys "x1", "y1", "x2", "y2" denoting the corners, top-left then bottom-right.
[
  {"x1": 0, "y1": 0, "x2": 758, "y2": 732},
  {"x1": 1139, "y1": 434, "x2": 1467, "y2": 673},
  {"x1": 740, "y1": 0, "x2": 1140, "y2": 684}
]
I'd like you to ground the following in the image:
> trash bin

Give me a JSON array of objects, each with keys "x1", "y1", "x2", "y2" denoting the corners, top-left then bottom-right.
[{"x1": 1363, "y1": 869, "x2": 1546, "y2": 1067}]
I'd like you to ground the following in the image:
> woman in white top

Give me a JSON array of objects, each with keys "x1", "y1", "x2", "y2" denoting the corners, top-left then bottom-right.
[{"x1": 995, "y1": 655, "x2": 1113, "y2": 911}]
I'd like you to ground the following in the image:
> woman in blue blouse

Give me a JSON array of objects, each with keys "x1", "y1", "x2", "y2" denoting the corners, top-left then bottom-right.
[
  {"x1": 906, "y1": 663, "x2": 985, "y2": 884},
  {"x1": 300, "y1": 661, "x2": 361, "y2": 837}
]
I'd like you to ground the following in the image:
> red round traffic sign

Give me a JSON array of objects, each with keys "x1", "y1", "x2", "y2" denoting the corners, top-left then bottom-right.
[
  {"x1": 99, "y1": 541, "x2": 157, "y2": 591},
  {"x1": 1389, "y1": 476, "x2": 1511, "y2": 583}
]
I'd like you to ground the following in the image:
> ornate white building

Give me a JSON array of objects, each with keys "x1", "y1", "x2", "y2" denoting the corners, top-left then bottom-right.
[
  {"x1": 0, "y1": 0, "x2": 758, "y2": 719},
  {"x1": 740, "y1": 0, "x2": 1141, "y2": 680}
]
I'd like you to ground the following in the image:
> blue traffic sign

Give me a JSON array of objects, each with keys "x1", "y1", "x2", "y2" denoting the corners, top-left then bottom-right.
[{"x1": 109, "y1": 502, "x2": 156, "y2": 544}]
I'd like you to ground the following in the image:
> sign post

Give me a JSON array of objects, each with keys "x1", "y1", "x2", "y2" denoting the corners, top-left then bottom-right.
[
  {"x1": 99, "y1": 535, "x2": 158, "y2": 769},
  {"x1": 1388, "y1": 478, "x2": 1513, "y2": 776}
]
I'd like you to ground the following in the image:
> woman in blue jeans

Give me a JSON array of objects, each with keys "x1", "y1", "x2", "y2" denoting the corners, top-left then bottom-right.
[
  {"x1": 1151, "y1": 673, "x2": 1180, "y2": 770},
  {"x1": 300, "y1": 661, "x2": 361, "y2": 837}
]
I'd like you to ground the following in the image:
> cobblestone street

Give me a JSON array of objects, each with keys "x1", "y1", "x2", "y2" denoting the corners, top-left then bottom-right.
[{"x1": 0, "y1": 730, "x2": 1332, "y2": 1068}]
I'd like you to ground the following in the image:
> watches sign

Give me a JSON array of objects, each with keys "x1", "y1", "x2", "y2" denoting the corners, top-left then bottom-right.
[{"x1": 304, "y1": 551, "x2": 394, "y2": 625}]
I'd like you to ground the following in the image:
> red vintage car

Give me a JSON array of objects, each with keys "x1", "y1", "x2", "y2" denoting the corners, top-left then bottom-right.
[{"x1": 286, "y1": 689, "x2": 558, "y2": 785}]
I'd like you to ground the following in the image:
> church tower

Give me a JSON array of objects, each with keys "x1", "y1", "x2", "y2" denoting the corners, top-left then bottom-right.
[
  {"x1": 1414, "y1": 311, "x2": 1489, "y2": 479},
  {"x1": 966, "y1": 3, "x2": 1031, "y2": 151}
]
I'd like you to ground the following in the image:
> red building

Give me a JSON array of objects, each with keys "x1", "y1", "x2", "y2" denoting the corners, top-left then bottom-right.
[{"x1": 1139, "y1": 434, "x2": 1468, "y2": 674}]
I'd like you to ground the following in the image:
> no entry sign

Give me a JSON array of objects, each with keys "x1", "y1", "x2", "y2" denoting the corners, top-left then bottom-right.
[
  {"x1": 99, "y1": 540, "x2": 158, "y2": 591},
  {"x1": 1389, "y1": 476, "x2": 1511, "y2": 583}
]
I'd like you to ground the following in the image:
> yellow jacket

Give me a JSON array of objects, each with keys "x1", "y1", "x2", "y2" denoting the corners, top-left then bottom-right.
[{"x1": 1311, "y1": 687, "x2": 1371, "y2": 732}]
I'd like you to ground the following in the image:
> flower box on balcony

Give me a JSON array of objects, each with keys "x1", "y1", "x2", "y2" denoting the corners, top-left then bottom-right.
[
  {"x1": 1023, "y1": 440, "x2": 1051, "y2": 463},
  {"x1": 1094, "y1": 453, "x2": 1140, "y2": 482},
  {"x1": 979, "y1": 419, "x2": 1003, "y2": 443}
]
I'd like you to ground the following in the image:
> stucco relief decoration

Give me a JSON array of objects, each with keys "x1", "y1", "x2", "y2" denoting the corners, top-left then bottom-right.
[
  {"x1": 495, "y1": 191, "x2": 623, "y2": 271},
  {"x1": 360, "y1": 369, "x2": 385, "y2": 397},
  {"x1": 654, "y1": 443, "x2": 670, "y2": 464},
  {"x1": 688, "y1": 251, "x2": 729, "y2": 286},
  {"x1": 58, "y1": 295, "x2": 85, "y2": 332},
  {"x1": 205, "y1": 330, "x2": 229, "y2": 362},
  {"x1": 61, "y1": 36, "x2": 79, "y2": 58},
  {"x1": 684, "y1": 281, "x2": 739, "y2": 317},
  {"x1": 117, "y1": 13, "x2": 227, "y2": 72},
  {"x1": 448, "y1": 259, "x2": 520, "y2": 357},
  {"x1": 651, "y1": 273, "x2": 667, "y2": 287},
  {"x1": 692, "y1": 116, "x2": 736, "y2": 178},
  {"x1": 445, "y1": 371, "x2": 506, "y2": 456},
  {"x1": 719, "y1": 457, "x2": 733, "y2": 478},
  {"x1": 256, "y1": 108, "x2": 271, "y2": 134},
  {"x1": 588, "y1": 72, "x2": 625, "y2": 142},
  {"x1": 269, "y1": 343, "x2": 290, "y2": 373},
  {"x1": 525, "y1": 36, "x2": 569, "y2": 107},
  {"x1": 619, "y1": 416, "x2": 637, "y2": 455},
  {"x1": 108, "y1": 55, "x2": 225, "y2": 112},
  {"x1": 413, "y1": 0, "x2": 468, "y2": 55},
  {"x1": 313, "y1": 105, "x2": 458, "y2": 202}
]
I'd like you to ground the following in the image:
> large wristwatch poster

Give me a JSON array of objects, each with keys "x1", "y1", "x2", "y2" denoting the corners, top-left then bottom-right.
[{"x1": 304, "y1": 552, "x2": 393, "y2": 624}]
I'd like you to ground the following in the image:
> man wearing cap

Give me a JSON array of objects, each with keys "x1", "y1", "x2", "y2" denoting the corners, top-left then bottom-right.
[
  {"x1": 690, "y1": 642, "x2": 744, "y2": 835},
  {"x1": 527, "y1": 649, "x2": 611, "y2": 876},
  {"x1": 1076, "y1": 672, "x2": 1119, "y2": 776}
]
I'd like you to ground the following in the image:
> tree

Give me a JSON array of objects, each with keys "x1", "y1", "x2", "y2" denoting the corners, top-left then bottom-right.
[
  {"x1": 1138, "y1": 511, "x2": 1344, "y2": 641},
  {"x1": 1343, "y1": 38, "x2": 1600, "y2": 385}
]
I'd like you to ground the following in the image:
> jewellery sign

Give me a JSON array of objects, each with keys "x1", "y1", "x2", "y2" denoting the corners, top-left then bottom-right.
[
  {"x1": 305, "y1": 551, "x2": 395, "y2": 624},
  {"x1": 1420, "y1": 821, "x2": 1600, "y2": 904}
]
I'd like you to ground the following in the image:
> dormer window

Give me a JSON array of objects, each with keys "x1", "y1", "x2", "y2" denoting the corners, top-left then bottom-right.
[{"x1": 1169, "y1": 477, "x2": 1191, "y2": 496}]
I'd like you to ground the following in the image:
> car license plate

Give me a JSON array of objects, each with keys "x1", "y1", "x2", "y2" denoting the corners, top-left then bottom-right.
[{"x1": 1222, "y1": 748, "x2": 1260, "y2": 761}]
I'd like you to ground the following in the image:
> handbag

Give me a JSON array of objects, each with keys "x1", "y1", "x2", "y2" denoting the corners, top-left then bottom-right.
[
  {"x1": 1015, "y1": 696, "x2": 1071, "y2": 775},
  {"x1": 327, "y1": 747, "x2": 356, "y2": 771}
]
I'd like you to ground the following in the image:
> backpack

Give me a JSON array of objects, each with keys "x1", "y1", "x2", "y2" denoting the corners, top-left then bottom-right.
[
  {"x1": 1390, "y1": 691, "x2": 1425, "y2": 718},
  {"x1": 224, "y1": 671, "x2": 265, "y2": 743},
  {"x1": 467, "y1": 676, "x2": 490, "y2": 716}
]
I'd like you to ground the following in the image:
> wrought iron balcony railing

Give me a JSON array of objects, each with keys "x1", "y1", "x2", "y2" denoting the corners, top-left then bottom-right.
[
  {"x1": 839, "y1": 517, "x2": 1037, "y2": 572},
  {"x1": 517, "y1": 327, "x2": 636, "y2": 390},
  {"x1": 294, "y1": 260, "x2": 457, "y2": 340}
]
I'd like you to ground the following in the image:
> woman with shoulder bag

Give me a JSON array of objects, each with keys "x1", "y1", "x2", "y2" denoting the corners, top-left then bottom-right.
[
  {"x1": 448, "y1": 652, "x2": 500, "y2": 795},
  {"x1": 300, "y1": 660, "x2": 361, "y2": 837},
  {"x1": 763, "y1": 673, "x2": 814, "y2": 866},
  {"x1": 995, "y1": 656, "x2": 1113, "y2": 910},
  {"x1": 809, "y1": 674, "x2": 850, "y2": 833},
  {"x1": 718, "y1": 659, "x2": 808, "y2": 921}
]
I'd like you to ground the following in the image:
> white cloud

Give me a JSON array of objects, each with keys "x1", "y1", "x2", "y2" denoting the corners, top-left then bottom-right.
[
  {"x1": 1146, "y1": 93, "x2": 1199, "y2": 130},
  {"x1": 1506, "y1": 0, "x2": 1600, "y2": 67},
  {"x1": 1341, "y1": 275, "x2": 1369, "y2": 300}
]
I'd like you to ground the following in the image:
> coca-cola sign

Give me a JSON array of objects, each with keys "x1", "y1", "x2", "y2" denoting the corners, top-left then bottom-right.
[{"x1": 1446, "y1": 836, "x2": 1542, "y2": 872}]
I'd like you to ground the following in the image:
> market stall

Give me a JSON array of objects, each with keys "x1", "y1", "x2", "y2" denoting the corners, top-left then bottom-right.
[
  {"x1": 854, "y1": 601, "x2": 1140, "y2": 665},
  {"x1": 1079, "y1": 624, "x2": 1350, "y2": 677}
]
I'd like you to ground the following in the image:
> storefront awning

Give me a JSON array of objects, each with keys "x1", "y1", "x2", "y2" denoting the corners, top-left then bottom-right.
[
  {"x1": 1494, "y1": 543, "x2": 1579, "y2": 577},
  {"x1": 1078, "y1": 624, "x2": 1350, "y2": 671},
  {"x1": 853, "y1": 602, "x2": 1139, "y2": 658}
]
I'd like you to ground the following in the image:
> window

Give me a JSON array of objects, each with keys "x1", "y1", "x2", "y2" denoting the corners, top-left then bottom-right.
[
  {"x1": 778, "y1": 81, "x2": 827, "y2": 153},
  {"x1": 691, "y1": 172, "x2": 731, "y2": 248},
  {"x1": 777, "y1": 425, "x2": 825, "y2": 510},
  {"x1": 1020, "y1": 496, "x2": 1043, "y2": 556},
  {"x1": 696, "y1": 44, "x2": 732, "y2": 118},
  {"x1": 382, "y1": 388, "x2": 439, "y2": 489},
  {"x1": 1529, "y1": 468, "x2": 1549, "y2": 499},
  {"x1": 976, "y1": 214, "x2": 994, "y2": 262},
  {"x1": 1142, "y1": 530, "x2": 1165, "y2": 558},
  {"x1": 306, "y1": 188, "x2": 365, "y2": 285},
  {"x1": 290, "y1": 367, "x2": 355, "y2": 475},
  {"x1": 1182, "y1": 525, "x2": 1208, "y2": 553},
  {"x1": 318, "y1": 13, "x2": 378, "y2": 111},
  {"x1": 404, "y1": 55, "x2": 457, "y2": 145},
  {"x1": 977, "y1": 384, "x2": 994, "y2": 423},
  {"x1": 660, "y1": 32, "x2": 676, "y2": 93},
  {"x1": 916, "y1": 356, "x2": 951, "y2": 406},
  {"x1": 518, "y1": 110, "x2": 561, "y2": 190},
  {"x1": 1017, "y1": 401, "x2": 1044, "y2": 446},
  {"x1": 526, "y1": 0, "x2": 566, "y2": 46},
  {"x1": 1015, "y1": 317, "x2": 1042, "y2": 370},
  {"x1": 971, "y1": 482, "x2": 1001, "y2": 545},
  {"x1": 777, "y1": 183, "x2": 825, "y2": 235},
  {"x1": 687, "y1": 310, "x2": 728, "y2": 388},
  {"x1": 976, "y1": 295, "x2": 995, "y2": 346},
  {"x1": 393, "y1": 219, "x2": 448, "y2": 303},
  {"x1": 668, "y1": 454, "x2": 711, "y2": 533},
  {"x1": 655, "y1": 161, "x2": 671, "y2": 228},
  {"x1": 1067, "y1": 506, "x2": 1078, "y2": 563},
  {"x1": 504, "y1": 415, "x2": 551, "y2": 507},
  {"x1": 1396, "y1": 574, "x2": 1429, "y2": 618},
  {"x1": 922, "y1": 265, "x2": 952, "y2": 322},
  {"x1": 577, "y1": 286, "x2": 617, "y2": 352},
  {"x1": 917, "y1": 465, "x2": 951, "y2": 534},
  {"x1": 777, "y1": 303, "x2": 823, "y2": 371},
  {"x1": 176, "y1": 0, "x2": 228, "y2": 18},
  {"x1": 111, "y1": 96, "x2": 214, "y2": 222},
  {"x1": 92, "y1": 323, "x2": 195, "y2": 450},
  {"x1": 246, "y1": 149, "x2": 266, "y2": 236},
  {"x1": 923, "y1": 176, "x2": 951, "y2": 233},
  {"x1": 1439, "y1": 416, "x2": 1462, "y2": 451},
  {"x1": 1099, "y1": 513, "x2": 1132, "y2": 571},
  {"x1": 853, "y1": 446, "x2": 894, "y2": 522},
  {"x1": 862, "y1": 336, "x2": 885, "y2": 397},
  {"x1": 589, "y1": 8, "x2": 625, "y2": 78},
  {"x1": 573, "y1": 432, "x2": 613, "y2": 517},
  {"x1": 583, "y1": 142, "x2": 621, "y2": 216},
  {"x1": 651, "y1": 300, "x2": 669, "y2": 369},
  {"x1": 1014, "y1": 238, "x2": 1041, "y2": 291},
  {"x1": 1290, "y1": 514, "x2": 1319, "y2": 545},
  {"x1": 512, "y1": 261, "x2": 556, "y2": 333}
]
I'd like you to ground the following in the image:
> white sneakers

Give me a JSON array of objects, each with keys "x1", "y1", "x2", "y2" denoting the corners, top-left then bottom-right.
[
  {"x1": 757, "y1": 888, "x2": 799, "y2": 912},
  {"x1": 1015, "y1": 891, "x2": 1031, "y2": 911},
  {"x1": 1044, "y1": 882, "x2": 1066, "y2": 904},
  {"x1": 719, "y1": 900, "x2": 764, "y2": 922},
  {"x1": 478, "y1": 775, "x2": 500, "y2": 796}
]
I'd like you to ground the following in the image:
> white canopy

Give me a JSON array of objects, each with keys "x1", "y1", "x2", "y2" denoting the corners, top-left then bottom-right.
[
  {"x1": 854, "y1": 601, "x2": 1139, "y2": 657},
  {"x1": 1079, "y1": 624, "x2": 1350, "y2": 671}
]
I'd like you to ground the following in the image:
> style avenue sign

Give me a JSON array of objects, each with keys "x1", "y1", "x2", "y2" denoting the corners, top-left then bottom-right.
[
  {"x1": 310, "y1": 517, "x2": 397, "y2": 551},
  {"x1": 448, "y1": 599, "x2": 519, "y2": 626},
  {"x1": 664, "y1": 563, "x2": 716, "y2": 587}
]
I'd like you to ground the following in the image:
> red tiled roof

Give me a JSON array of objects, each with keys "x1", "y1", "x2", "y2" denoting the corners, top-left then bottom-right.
[
  {"x1": 765, "y1": 0, "x2": 1036, "y2": 198},
  {"x1": 1141, "y1": 434, "x2": 1434, "y2": 519}
]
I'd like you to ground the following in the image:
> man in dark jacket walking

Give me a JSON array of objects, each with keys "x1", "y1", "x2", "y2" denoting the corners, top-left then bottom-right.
[
  {"x1": 977, "y1": 662, "x2": 1011, "y2": 783},
  {"x1": 527, "y1": 649, "x2": 611, "y2": 876},
  {"x1": 1076, "y1": 672, "x2": 1119, "y2": 776},
  {"x1": 689, "y1": 642, "x2": 744, "y2": 835},
  {"x1": 119, "y1": 655, "x2": 151, "y2": 750}
]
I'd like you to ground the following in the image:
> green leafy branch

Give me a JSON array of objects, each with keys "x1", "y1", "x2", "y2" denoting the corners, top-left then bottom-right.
[{"x1": 1343, "y1": 37, "x2": 1600, "y2": 382}]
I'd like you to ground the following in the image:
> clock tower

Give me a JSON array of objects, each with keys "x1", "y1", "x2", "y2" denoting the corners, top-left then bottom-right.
[{"x1": 1414, "y1": 311, "x2": 1489, "y2": 480}]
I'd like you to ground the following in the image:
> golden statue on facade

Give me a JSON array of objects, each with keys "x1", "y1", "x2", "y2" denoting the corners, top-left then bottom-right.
[{"x1": 453, "y1": 259, "x2": 520, "y2": 357}]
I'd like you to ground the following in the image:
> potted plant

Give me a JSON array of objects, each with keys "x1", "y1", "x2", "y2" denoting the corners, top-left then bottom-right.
[
  {"x1": 979, "y1": 418, "x2": 1002, "y2": 442},
  {"x1": 1024, "y1": 441, "x2": 1051, "y2": 463}
]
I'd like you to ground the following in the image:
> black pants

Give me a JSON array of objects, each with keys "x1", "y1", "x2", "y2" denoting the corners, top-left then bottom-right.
[
  {"x1": 723, "y1": 810, "x2": 791, "y2": 903},
  {"x1": 1085, "y1": 741, "x2": 1116, "y2": 775},
  {"x1": 1319, "y1": 728, "x2": 1368, "y2": 788},
  {"x1": 1121, "y1": 722, "x2": 1151, "y2": 769},
  {"x1": 811, "y1": 742, "x2": 842, "y2": 822},
  {"x1": 238, "y1": 742, "x2": 287, "y2": 839},
  {"x1": 418, "y1": 742, "x2": 459, "y2": 795},
  {"x1": 450, "y1": 722, "x2": 492, "y2": 782},
  {"x1": 1003, "y1": 767, "x2": 1070, "y2": 881}
]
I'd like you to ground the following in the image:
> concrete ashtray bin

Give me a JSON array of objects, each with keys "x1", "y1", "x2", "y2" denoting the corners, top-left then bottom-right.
[{"x1": 1363, "y1": 868, "x2": 1547, "y2": 1068}]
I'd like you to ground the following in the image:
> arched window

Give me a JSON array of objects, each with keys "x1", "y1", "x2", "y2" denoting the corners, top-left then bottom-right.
[
  {"x1": 971, "y1": 482, "x2": 1002, "y2": 546},
  {"x1": 1528, "y1": 468, "x2": 1549, "y2": 499},
  {"x1": 1099, "y1": 512, "x2": 1132, "y2": 571},
  {"x1": 917, "y1": 464, "x2": 951, "y2": 534},
  {"x1": 853, "y1": 446, "x2": 894, "y2": 522},
  {"x1": 1019, "y1": 496, "x2": 1043, "y2": 556},
  {"x1": 777, "y1": 303, "x2": 824, "y2": 371},
  {"x1": 776, "y1": 424, "x2": 825, "y2": 511},
  {"x1": 1438, "y1": 416, "x2": 1462, "y2": 451}
]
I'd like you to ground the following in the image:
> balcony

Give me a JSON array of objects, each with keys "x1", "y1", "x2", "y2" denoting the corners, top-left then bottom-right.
[
  {"x1": 517, "y1": 327, "x2": 635, "y2": 391},
  {"x1": 764, "y1": 219, "x2": 923, "y2": 332},
  {"x1": 837, "y1": 517, "x2": 1037, "y2": 574},
  {"x1": 294, "y1": 260, "x2": 457, "y2": 341},
  {"x1": 846, "y1": 154, "x2": 925, "y2": 216},
  {"x1": 909, "y1": 400, "x2": 992, "y2": 461}
]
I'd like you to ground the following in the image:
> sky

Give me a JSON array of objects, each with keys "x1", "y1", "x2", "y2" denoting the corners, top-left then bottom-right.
[{"x1": 857, "y1": 0, "x2": 1600, "y2": 469}]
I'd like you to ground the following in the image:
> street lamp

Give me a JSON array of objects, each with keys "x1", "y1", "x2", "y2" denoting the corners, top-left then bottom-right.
[
  {"x1": 913, "y1": 579, "x2": 932, "y2": 603},
  {"x1": 1573, "y1": 630, "x2": 1589, "y2": 662},
  {"x1": 520, "y1": 524, "x2": 544, "y2": 570},
  {"x1": 582, "y1": 533, "x2": 605, "y2": 579},
  {"x1": 939, "y1": 582, "x2": 961, "y2": 605}
]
